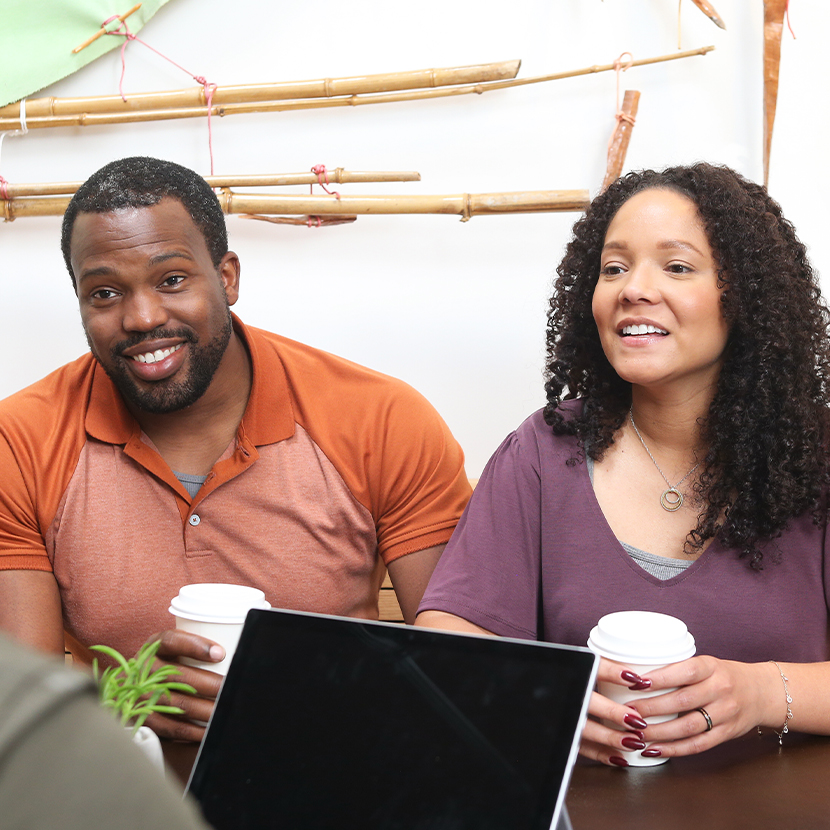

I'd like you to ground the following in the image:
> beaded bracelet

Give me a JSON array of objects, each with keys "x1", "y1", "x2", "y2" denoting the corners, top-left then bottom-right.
[{"x1": 768, "y1": 660, "x2": 793, "y2": 745}]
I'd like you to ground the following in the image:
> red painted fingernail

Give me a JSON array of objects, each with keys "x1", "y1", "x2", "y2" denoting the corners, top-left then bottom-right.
[
  {"x1": 641, "y1": 748, "x2": 662, "y2": 758},
  {"x1": 620, "y1": 670, "x2": 651, "y2": 689},
  {"x1": 624, "y1": 713, "x2": 648, "y2": 730},
  {"x1": 609, "y1": 756, "x2": 629, "y2": 767},
  {"x1": 621, "y1": 736, "x2": 647, "y2": 750}
]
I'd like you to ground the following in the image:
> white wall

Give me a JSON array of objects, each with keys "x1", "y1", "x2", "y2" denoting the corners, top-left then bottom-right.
[{"x1": 0, "y1": 0, "x2": 825, "y2": 476}]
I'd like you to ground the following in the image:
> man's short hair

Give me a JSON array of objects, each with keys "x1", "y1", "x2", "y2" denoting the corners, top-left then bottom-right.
[{"x1": 61, "y1": 156, "x2": 228, "y2": 287}]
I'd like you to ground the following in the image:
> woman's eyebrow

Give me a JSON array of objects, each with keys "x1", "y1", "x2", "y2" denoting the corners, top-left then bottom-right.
[
  {"x1": 601, "y1": 240, "x2": 629, "y2": 252},
  {"x1": 601, "y1": 239, "x2": 706, "y2": 256},
  {"x1": 656, "y1": 239, "x2": 705, "y2": 255}
]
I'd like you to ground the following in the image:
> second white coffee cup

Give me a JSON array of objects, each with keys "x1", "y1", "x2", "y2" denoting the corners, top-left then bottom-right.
[
  {"x1": 587, "y1": 610, "x2": 696, "y2": 767},
  {"x1": 169, "y1": 583, "x2": 271, "y2": 675}
]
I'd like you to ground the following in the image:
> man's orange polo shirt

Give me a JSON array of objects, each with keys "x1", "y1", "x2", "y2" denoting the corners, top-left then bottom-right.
[{"x1": 0, "y1": 317, "x2": 471, "y2": 663}]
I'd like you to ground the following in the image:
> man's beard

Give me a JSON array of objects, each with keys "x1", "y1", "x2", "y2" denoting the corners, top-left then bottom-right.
[{"x1": 89, "y1": 311, "x2": 233, "y2": 414}]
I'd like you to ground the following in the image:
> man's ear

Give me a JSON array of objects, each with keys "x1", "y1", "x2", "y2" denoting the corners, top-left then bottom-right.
[{"x1": 218, "y1": 252, "x2": 241, "y2": 305}]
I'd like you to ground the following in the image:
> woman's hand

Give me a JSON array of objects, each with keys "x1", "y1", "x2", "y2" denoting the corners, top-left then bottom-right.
[
  {"x1": 579, "y1": 658, "x2": 658, "y2": 767},
  {"x1": 141, "y1": 629, "x2": 226, "y2": 743},
  {"x1": 628, "y1": 656, "x2": 782, "y2": 759},
  {"x1": 580, "y1": 657, "x2": 783, "y2": 766}
]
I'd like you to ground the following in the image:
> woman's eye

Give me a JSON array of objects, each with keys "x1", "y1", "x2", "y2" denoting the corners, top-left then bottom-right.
[
  {"x1": 600, "y1": 264, "x2": 624, "y2": 277},
  {"x1": 667, "y1": 263, "x2": 692, "y2": 274}
]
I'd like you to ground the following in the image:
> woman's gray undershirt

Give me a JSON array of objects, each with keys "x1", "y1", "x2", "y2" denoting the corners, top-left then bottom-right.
[
  {"x1": 586, "y1": 455, "x2": 693, "y2": 581},
  {"x1": 174, "y1": 471, "x2": 208, "y2": 499}
]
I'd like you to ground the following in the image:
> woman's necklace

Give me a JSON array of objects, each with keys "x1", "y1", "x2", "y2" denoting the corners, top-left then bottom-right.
[{"x1": 629, "y1": 408, "x2": 699, "y2": 512}]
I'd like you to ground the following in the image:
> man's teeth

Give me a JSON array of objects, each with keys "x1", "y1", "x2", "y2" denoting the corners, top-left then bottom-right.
[
  {"x1": 621, "y1": 324, "x2": 668, "y2": 336},
  {"x1": 131, "y1": 343, "x2": 184, "y2": 364}
]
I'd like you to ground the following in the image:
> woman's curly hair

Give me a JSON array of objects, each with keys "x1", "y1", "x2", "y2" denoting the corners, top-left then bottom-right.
[{"x1": 543, "y1": 163, "x2": 830, "y2": 569}]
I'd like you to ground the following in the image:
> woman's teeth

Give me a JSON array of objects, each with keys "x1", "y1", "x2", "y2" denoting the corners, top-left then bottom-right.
[{"x1": 621, "y1": 324, "x2": 668, "y2": 336}]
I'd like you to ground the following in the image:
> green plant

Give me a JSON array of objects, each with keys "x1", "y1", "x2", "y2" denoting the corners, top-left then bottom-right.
[{"x1": 91, "y1": 640, "x2": 197, "y2": 735}]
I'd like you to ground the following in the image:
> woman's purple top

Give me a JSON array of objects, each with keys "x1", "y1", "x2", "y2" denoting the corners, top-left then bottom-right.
[{"x1": 419, "y1": 404, "x2": 830, "y2": 662}]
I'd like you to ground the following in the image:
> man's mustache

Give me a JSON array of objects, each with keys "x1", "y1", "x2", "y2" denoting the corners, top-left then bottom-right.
[{"x1": 113, "y1": 328, "x2": 198, "y2": 357}]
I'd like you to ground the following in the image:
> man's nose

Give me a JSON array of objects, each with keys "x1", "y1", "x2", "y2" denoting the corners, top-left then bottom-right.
[{"x1": 122, "y1": 291, "x2": 168, "y2": 332}]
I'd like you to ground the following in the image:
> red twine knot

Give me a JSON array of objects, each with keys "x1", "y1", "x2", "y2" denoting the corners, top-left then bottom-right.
[
  {"x1": 310, "y1": 164, "x2": 341, "y2": 200},
  {"x1": 612, "y1": 52, "x2": 636, "y2": 128}
]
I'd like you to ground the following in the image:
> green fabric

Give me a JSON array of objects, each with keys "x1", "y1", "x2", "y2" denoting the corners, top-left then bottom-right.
[{"x1": 0, "y1": 0, "x2": 173, "y2": 108}]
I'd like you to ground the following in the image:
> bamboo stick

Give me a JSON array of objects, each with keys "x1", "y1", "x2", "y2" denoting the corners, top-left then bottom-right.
[
  {"x1": 2, "y1": 196, "x2": 71, "y2": 221},
  {"x1": 0, "y1": 60, "x2": 521, "y2": 118},
  {"x1": 217, "y1": 190, "x2": 592, "y2": 218},
  {"x1": 602, "y1": 90, "x2": 641, "y2": 191},
  {"x1": 763, "y1": 0, "x2": 787, "y2": 187},
  {"x1": 2, "y1": 170, "x2": 421, "y2": 199},
  {"x1": 0, "y1": 47, "x2": 714, "y2": 132},
  {"x1": 2, "y1": 189, "x2": 590, "y2": 221},
  {"x1": 72, "y1": 4, "x2": 142, "y2": 53},
  {"x1": 690, "y1": 0, "x2": 726, "y2": 30},
  {"x1": 241, "y1": 215, "x2": 358, "y2": 226}
]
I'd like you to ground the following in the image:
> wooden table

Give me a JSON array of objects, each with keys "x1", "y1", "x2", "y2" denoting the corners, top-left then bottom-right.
[
  {"x1": 566, "y1": 732, "x2": 830, "y2": 829},
  {"x1": 167, "y1": 730, "x2": 830, "y2": 827}
]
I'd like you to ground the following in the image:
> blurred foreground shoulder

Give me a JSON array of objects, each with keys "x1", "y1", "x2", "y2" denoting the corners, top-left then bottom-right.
[{"x1": 0, "y1": 633, "x2": 210, "y2": 830}]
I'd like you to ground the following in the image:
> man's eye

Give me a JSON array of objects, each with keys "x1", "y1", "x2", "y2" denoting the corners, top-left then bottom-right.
[
  {"x1": 161, "y1": 275, "x2": 185, "y2": 288},
  {"x1": 91, "y1": 289, "x2": 117, "y2": 300}
]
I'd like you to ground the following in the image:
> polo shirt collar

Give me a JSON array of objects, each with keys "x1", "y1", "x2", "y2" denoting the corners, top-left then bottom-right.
[
  {"x1": 85, "y1": 314, "x2": 295, "y2": 446},
  {"x1": 233, "y1": 314, "x2": 295, "y2": 444}
]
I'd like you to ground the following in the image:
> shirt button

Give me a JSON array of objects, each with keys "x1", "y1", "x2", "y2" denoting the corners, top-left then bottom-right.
[{"x1": 189, "y1": 514, "x2": 201, "y2": 526}]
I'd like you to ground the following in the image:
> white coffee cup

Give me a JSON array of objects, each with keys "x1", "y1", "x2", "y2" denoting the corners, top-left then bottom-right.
[
  {"x1": 169, "y1": 583, "x2": 271, "y2": 676},
  {"x1": 587, "y1": 610, "x2": 696, "y2": 767}
]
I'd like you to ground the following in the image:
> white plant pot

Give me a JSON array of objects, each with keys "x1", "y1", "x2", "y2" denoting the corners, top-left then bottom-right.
[{"x1": 130, "y1": 725, "x2": 165, "y2": 773}]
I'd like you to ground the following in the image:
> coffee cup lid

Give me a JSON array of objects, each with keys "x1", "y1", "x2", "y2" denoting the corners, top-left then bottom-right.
[
  {"x1": 587, "y1": 610, "x2": 695, "y2": 664},
  {"x1": 169, "y1": 583, "x2": 271, "y2": 623}
]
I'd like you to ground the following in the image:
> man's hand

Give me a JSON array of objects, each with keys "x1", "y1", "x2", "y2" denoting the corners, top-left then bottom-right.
[{"x1": 142, "y1": 629, "x2": 226, "y2": 743}]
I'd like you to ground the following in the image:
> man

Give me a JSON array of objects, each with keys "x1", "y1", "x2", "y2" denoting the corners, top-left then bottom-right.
[{"x1": 0, "y1": 157, "x2": 471, "y2": 741}]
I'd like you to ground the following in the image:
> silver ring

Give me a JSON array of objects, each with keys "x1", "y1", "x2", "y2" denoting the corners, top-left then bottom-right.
[{"x1": 697, "y1": 706, "x2": 714, "y2": 732}]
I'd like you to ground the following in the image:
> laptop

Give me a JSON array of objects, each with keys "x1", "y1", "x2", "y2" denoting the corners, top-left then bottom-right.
[{"x1": 187, "y1": 608, "x2": 597, "y2": 830}]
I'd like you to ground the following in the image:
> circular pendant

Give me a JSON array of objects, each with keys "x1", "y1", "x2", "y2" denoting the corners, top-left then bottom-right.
[{"x1": 661, "y1": 487, "x2": 683, "y2": 512}]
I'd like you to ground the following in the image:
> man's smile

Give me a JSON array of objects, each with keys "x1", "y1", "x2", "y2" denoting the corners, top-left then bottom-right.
[
  {"x1": 115, "y1": 337, "x2": 191, "y2": 385},
  {"x1": 130, "y1": 343, "x2": 185, "y2": 364}
]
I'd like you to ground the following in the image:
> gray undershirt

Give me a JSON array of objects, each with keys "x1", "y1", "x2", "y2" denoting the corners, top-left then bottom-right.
[
  {"x1": 586, "y1": 456, "x2": 692, "y2": 581},
  {"x1": 174, "y1": 471, "x2": 208, "y2": 499}
]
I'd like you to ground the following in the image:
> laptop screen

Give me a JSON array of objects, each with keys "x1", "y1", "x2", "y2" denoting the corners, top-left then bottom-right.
[{"x1": 187, "y1": 609, "x2": 597, "y2": 830}]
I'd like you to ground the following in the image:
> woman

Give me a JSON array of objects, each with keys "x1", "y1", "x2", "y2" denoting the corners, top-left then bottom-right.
[{"x1": 416, "y1": 163, "x2": 830, "y2": 766}]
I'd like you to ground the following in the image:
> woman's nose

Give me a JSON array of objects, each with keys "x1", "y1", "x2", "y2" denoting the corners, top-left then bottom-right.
[{"x1": 618, "y1": 265, "x2": 660, "y2": 304}]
